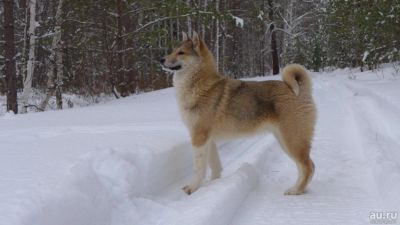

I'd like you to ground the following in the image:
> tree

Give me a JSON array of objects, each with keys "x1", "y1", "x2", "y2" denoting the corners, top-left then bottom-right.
[
  {"x1": 267, "y1": 0, "x2": 279, "y2": 75},
  {"x1": 20, "y1": 0, "x2": 37, "y2": 113},
  {"x1": 3, "y1": 0, "x2": 18, "y2": 113},
  {"x1": 115, "y1": 0, "x2": 126, "y2": 96},
  {"x1": 214, "y1": 0, "x2": 220, "y2": 71},
  {"x1": 41, "y1": 0, "x2": 64, "y2": 110},
  {"x1": 278, "y1": 0, "x2": 325, "y2": 71},
  {"x1": 1, "y1": 0, "x2": 398, "y2": 114},
  {"x1": 322, "y1": 0, "x2": 400, "y2": 70}
]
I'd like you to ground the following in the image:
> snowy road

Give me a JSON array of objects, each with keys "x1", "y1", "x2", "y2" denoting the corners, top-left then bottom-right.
[{"x1": 1, "y1": 68, "x2": 399, "y2": 225}]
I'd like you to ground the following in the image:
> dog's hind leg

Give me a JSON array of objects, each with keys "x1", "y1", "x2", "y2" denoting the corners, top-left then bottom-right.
[
  {"x1": 208, "y1": 141, "x2": 222, "y2": 180},
  {"x1": 284, "y1": 155, "x2": 314, "y2": 195},
  {"x1": 274, "y1": 129, "x2": 315, "y2": 195},
  {"x1": 183, "y1": 128, "x2": 211, "y2": 195}
]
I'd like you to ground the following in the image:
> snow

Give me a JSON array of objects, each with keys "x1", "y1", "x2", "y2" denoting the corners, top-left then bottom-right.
[
  {"x1": 1, "y1": 90, "x2": 114, "y2": 115},
  {"x1": 363, "y1": 51, "x2": 369, "y2": 62},
  {"x1": 257, "y1": 11, "x2": 264, "y2": 20},
  {"x1": 232, "y1": 16, "x2": 244, "y2": 28},
  {"x1": 1, "y1": 67, "x2": 400, "y2": 225}
]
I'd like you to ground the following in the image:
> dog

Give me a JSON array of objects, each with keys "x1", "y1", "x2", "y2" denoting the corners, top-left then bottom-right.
[{"x1": 160, "y1": 31, "x2": 316, "y2": 195}]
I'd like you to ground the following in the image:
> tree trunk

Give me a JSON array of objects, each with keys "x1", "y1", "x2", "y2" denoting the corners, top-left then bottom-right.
[
  {"x1": 102, "y1": 13, "x2": 119, "y2": 99},
  {"x1": 40, "y1": 0, "x2": 64, "y2": 110},
  {"x1": 20, "y1": 1, "x2": 29, "y2": 95},
  {"x1": 20, "y1": 0, "x2": 37, "y2": 113},
  {"x1": 214, "y1": 0, "x2": 220, "y2": 71},
  {"x1": 268, "y1": 0, "x2": 279, "y2": 75},
  {"x1": 116, "y1": 0, "x2": 125, "y2": 94},
  {"x1": 201, "y1": 0, "x2": 208, "y2": 39},
  {"x1": 221, "y1": 0, "x2": 226, "y2": 74},
  {"x1": 186, "y1": 0, "x2": 192, "y2": 34},
  {"x1": 282, "y1": 0, "x2": 294, "y2": 65},
  {"x1": 4, "y1": 0, "x2": 18, "y2": 114}
]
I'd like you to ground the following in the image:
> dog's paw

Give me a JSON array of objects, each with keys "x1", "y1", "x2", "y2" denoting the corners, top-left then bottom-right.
[
  {"x1": 284, "y1": 187, "x2": 305, "y2": 195},
  {"x1": 182, "y1": 184, "x2": 198, "y2": 195}
]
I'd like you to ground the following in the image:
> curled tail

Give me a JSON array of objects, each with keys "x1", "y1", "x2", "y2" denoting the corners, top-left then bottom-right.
[{"x1": 282, "y1": 64, "x2": 312, "y2": 96}]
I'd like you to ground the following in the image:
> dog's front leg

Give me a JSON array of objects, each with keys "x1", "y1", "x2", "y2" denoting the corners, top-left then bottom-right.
[
  {"x1": 183, "y1": 129, "x2": 210, "y2": 195},
  {"x1": 209, "y1": 141, "x2": 222, "y2": 180}
]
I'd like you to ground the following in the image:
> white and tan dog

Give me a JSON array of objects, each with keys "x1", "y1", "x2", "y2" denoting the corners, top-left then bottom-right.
[{"x1": 161, "y1": 31, "x2": 316, "y2": 195}]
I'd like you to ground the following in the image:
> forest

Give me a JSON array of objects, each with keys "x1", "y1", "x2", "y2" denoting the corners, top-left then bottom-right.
[
  {"x1": 1, "y1": 0, "x2": 399, "y2": 114},
  {"x1": 1, "y1": 1, "x2": 400, "y2": 224}
]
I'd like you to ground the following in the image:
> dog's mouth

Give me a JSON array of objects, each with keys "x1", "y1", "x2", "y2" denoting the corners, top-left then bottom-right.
[
  {"x1": 160, "y1": 62, "x2": 182, "y2": 72},
  {"x1": 168, "y1": 65, "x2": 182, "y2": 71}
]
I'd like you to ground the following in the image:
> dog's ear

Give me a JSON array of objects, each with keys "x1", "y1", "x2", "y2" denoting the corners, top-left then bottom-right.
[
  {"x1": 192, "y1": 31, "x2": 200, "y2": 47},
  {"x1": 182, "y1": 31, "x2": 189, "y2": 42},
  {"x1": 192, "y1": 31, "x2": 208, "y2": 56}
]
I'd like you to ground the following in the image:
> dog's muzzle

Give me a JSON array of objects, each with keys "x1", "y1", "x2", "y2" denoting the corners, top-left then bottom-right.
[{"x1": 160, "y1": 58, "x2": 182, "y2": 71}]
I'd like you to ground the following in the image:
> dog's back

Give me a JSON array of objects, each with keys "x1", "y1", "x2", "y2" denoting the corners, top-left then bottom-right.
[{"x1": 171, "y1": 61, "x2": 315, "y2": 139}]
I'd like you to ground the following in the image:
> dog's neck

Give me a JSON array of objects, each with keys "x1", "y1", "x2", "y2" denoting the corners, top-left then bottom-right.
[
  {"x1": 172, "y1": 66, "x2": 199, "y2": 90},
  {"x1": 173, "y1": 62, "x2": 222, "y2": 110},
  {"x1": 173, "y1": 61, "x2": 220, "y2": 90}
]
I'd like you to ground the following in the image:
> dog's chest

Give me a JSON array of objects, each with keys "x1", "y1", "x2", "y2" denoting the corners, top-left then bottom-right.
[
  {"x1": 174, "y1": 86, "x2": 203, "y2": 129},
  {"x1": 175, "y1": 92, "x2": 199, "y2": 127},
  {"x1": 173, "y1": 73, "x2": 205, "y2": 128}
]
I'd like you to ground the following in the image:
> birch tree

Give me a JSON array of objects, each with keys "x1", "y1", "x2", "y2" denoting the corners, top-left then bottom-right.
[
  {"x1": 186, "y1": 0, "x2": 192, "y2": 34},
  {"x1": 201, "y1": 0, "x2": 207, "y2": 39},
  {"x1": 40, "y1": 0, "x2": 64, "y2": 110},
  {"x1": 267, "y1": 0, "x2": 279, "y2": 75},
  {"x1": 282, "y1": 0, "x2": 293, "y2": 62},
  {"x1": 20, "y1": 0, "x2": 37, "y2": 113},
  {"x1": 214, "y1": 0, "x2": 220, "y2": 71}
]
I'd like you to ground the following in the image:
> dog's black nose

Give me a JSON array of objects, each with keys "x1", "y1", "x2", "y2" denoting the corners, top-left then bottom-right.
[{"x1": 159, "y1": 58, "x2": 165, "y2": 64}]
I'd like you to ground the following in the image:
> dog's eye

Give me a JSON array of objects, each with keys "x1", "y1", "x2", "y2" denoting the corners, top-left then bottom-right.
[{"x1": 177, "y1": 51, "x2": 185, "y2": 55}]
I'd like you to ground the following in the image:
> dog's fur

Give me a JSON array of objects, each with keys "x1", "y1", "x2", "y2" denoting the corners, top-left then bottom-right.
[{"x1": 161, "y1": 31, "x2": 316, "y2": 195}]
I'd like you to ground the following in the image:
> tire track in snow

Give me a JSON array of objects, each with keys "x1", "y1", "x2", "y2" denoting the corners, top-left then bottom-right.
[
  {"x1": 156, "y1": 135, "x2": 277, "y2": 225},
  {"x1": 344, "y1": 81, "x2": 400, "y2": 212},
  {"x1": 156, "y1": 136, "x2": 271, "y2": 199},
  {"x1": 345, "y1": 81, "x2": 400, "y2": 116}
]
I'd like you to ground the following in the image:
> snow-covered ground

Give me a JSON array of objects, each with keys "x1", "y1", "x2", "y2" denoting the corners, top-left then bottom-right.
[
  {"x1": 1, "y1": 67, "x2": 399, "y2": 225},
  {"x1": 0, "y1": 90, "x2": 114, "y2": 115}
]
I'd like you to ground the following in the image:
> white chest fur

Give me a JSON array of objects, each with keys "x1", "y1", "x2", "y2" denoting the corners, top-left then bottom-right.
[{"x1": 173, "y1": 70, "x2": 199, "y2": 128}]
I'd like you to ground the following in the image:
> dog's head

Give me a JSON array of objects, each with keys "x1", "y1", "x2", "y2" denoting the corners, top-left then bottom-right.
[{"x1": 160, "y1": 31, "x2": 213, "y2": 73}]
